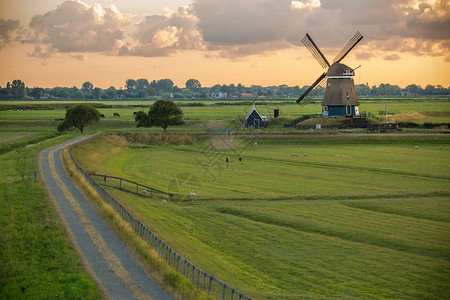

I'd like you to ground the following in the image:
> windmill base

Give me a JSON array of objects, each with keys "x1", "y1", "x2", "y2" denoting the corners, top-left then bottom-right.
[{"x1": 322, "y1": 105, "x2": 359, "y2": 117}]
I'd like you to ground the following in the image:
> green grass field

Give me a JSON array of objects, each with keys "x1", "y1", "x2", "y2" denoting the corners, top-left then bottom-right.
[
  {"x1": 71, "y1": 133, "x2": 450, "y2": 299},
  {"x1": 0, "y1": 134, "x2": 101, "y2": 299},
  {"x1": 1, "y1": 98, "x2": 449, "y2": 299}
]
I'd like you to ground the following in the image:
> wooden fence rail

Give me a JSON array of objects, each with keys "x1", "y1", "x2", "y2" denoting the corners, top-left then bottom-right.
[
  {"x1": 68, "y1": 140, "x2": 252, "y2": 300},
  {"x1": 88, "y1": 173, "x2": 173, "y2": 201}
]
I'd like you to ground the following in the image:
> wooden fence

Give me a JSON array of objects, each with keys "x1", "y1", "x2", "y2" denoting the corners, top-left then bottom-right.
[{"x1": 68, "y1": 138, "x2": 253, "y2": 300}]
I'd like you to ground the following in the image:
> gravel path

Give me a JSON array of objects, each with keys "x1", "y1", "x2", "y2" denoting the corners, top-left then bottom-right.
[{"x1": 39, "y1": 136, "x2": 172, "y2": 300}]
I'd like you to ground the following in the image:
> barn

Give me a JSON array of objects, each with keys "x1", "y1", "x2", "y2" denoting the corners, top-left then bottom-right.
[{"x1": 245, "y1": 104, "x2": 268, "y2": 129}]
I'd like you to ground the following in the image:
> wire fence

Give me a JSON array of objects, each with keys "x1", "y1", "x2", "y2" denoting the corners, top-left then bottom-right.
[{"x1": 68, "y1": 137, "x2": 253, "y2": 300}]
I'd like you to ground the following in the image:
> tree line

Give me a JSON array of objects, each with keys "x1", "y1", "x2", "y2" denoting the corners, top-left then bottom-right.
[{"x1": 1, "y1": 78, "x2": 449, "y2": 100}]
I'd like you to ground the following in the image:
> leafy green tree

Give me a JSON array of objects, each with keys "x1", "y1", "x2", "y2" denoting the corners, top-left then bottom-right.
[
  {"x1": 81, "y1": 81, "x2": 93, "y2": 94},
  {"x1": 185, "y1": 79, "x2": 201, "y2": 92},
  {"x1": 156, "y1": 79, "x2": 174, "y2": 93},
  {"x1": 71, "y1": 90, "x2": 83, "y2": 99},
  {"x1": 62, "y1": 104, "x2": 100, "y2": 133},
  {"x1": 10, "y1": 80, "x2": 26, "y2": 98},
  {"x1": 136, "y1": 78, "x2": 149, "y2": 91},
  {"x1": 145, "y1": 86, "x2": 157, "y2": 96},
  {"x1": 93, "y1": 87, "x2": 102, "y2": 99},
  {"x1": 135, "y1": 99, "x2": 183, "y2": 132},
  {"x1": 126, "y1": 79, "x2": 136, "y2": 92},
  {"x1": 30, "y1": 87, "x2": 44, "y2": 99}
]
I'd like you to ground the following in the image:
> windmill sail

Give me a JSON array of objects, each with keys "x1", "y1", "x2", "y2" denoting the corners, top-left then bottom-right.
[
  {"x1": 296, "y1": 72, "x2": 327, "y2": 103},
  {"x1": 333, "y1": 31, "x2": 363, "y2": 63},
  {"x1": 298, "y1": 76, "x2": 327, "y2": 105},
  {"x1": 302, "y1": 34, "x2": 330, "y2": 69}
]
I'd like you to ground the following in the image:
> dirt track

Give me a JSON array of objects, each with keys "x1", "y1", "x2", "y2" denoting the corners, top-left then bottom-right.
[{"x1": 39, "y1": 136, "x2": 171, "y2": 300}]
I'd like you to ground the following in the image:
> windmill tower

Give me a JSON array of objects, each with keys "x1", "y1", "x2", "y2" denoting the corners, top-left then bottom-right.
[{"x1": 297, "y1": 31, "x2": 363, "y2": 117}]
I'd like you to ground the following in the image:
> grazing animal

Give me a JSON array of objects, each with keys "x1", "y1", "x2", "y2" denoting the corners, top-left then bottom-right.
[
  {"x1": 414, "y1": 146, "x2": 419, "y2": 150},
  {"x1": 113, "y1": 112, "x2": 120, "y2": 117},
  {"x1": 240, "y1": 162, "x2": 245, "y2": 165},
  {"x1": 303, "y1": 153, "x2": 308, "y2": 157},
  {"x1": 100, "y1": 114, "x2": 105, "y2": 118},
  {"x1": 239, "y1": 157, "x2": 242, "y2": 162},
  {"x1": 291, "y1": 153, "x2": 298, "y2": 157},
  {"x1": 133, "y1": 112, "x2": 137, "y2": 115},
  {"x1": 189, "y1": 192, "x2": 197, "y2": 197},
  {"x1": 253, "y1": 142, "x2": 258, "y2": 146},
  {"x1": 202, "y1": 163, "x2": 209, "y2": 167},
  {"x1": 161, "y1": 199, "x2": 166, "y2": 205},
  {"x1": 142, "y1": 189, "x2": 149, "y2": 195},
  {"x1": 226, "y1": 158, "x2": 229, "y2": 163},
  {"x1": 440, "y1": 146, "x2": 444, "y2": 150}
]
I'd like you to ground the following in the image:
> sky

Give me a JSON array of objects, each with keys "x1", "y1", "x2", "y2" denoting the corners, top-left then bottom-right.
[{"x1": 0, "y1": 0, "x2": 449, "y2": 89}]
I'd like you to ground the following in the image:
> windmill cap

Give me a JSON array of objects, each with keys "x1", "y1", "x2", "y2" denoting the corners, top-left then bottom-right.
[{"x1": 327, "y1": 63, "x2": 354, "y2": 76}]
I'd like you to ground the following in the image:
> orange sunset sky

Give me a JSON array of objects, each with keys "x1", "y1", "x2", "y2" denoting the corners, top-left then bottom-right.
[{"x1": 0, "y1": 0, "x2": 449, "y2": 89}]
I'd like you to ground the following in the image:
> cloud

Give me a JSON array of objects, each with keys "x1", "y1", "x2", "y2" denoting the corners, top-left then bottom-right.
[
  {"x1": 29, "y1": 0, "x2": 132, "y2": 54},
  {"x1": 121, "y1": 6, "x2": 204, "y2": 57},
  {"x1": 191, "y1": 0, "x2": 450, "y2": 60},
  {"x1": 384, "y1": 54, "x2": 401, "y2": 61},
  {"x1": 21, "y1": 0, "x2": 450, "y2": 62},
  {"x1": 0, "y1": 18, "x2": 22, "y2": 49}
]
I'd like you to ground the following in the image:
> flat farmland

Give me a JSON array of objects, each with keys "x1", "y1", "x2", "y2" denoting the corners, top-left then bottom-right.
[
  {"x1": 71, "y1": 133, "x2": 450, "y2": 299},
  {"x1": 1, "y1": 98, "x2": 449, "y2": 124}
]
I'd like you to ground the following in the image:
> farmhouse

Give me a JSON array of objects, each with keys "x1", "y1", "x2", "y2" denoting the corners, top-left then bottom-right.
[{"x1": 245, "y1": 103, "x2": 268, "y2": 129}]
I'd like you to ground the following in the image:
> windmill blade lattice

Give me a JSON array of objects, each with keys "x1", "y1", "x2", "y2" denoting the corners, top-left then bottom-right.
[
  {"x1": 298, "y1": 76, "x2": 327, "y2": 106},
  {"x1": 297, "y1": 72, "x2": 327, "y2": 103},
  {"x1": 302, "y1": 34, "x2": 330, "y2": 69},
  {"x1": 333, "y1": 31, "x2": 363, "y2": 63}
]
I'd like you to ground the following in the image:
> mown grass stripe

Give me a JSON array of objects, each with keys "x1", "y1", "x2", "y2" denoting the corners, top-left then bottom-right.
[{"x1": 216, "y1": 207, "x2": 450, "y2": 261}]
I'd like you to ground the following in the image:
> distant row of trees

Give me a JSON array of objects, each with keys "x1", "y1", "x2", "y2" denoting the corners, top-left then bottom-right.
[{"x1": 1, "y1": 79, "x2": 449, "y2": 100}]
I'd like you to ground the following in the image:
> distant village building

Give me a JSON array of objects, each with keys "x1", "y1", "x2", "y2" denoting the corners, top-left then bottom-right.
[
  {"x1": 245, "y1": 103, "x2": 268, "y2": 129},
  {"x1": 240, "y1": 93, "x2": 253, "y2": 98},
  {"x1": 210, "y1": 91, "x2": 228, "y2": 99}
]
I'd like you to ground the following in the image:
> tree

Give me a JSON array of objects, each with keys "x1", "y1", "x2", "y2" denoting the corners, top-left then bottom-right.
[
  {"x1": 81, "y1": 81, "x2": 93, "y2": 98},
  {"x1": 62, "y1": 104, "x2": 100, "y2": 133},
  {"x1": 136, "y1": 78, "x2": 149, "y2": 91},
  {"x1": 185, "y1": 79, "x2": 201, "y2": 92},
  {"x1": 156, "y1": 79, "x2": 174, "y2": 94},
  {"x1": 126, "y1": 79, "x2": 136, "y2": 93},
  {"x1": 93, "y1": 87, "x2": 102, "y2": 99},
  {"x1": 135, "y1": 100, "x2": 183, "y2": 132},
  {"x1": 10, "y1": 80, "x2": 26, "y2": 98}
]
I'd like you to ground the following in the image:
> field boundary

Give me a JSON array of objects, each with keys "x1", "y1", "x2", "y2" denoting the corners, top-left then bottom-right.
[
  {"x1": 68, "y1": 135, "x2": 253, "y2": 300},
  {"x1": 89, "y1": 173, "x2": 174, "y2": 201}
]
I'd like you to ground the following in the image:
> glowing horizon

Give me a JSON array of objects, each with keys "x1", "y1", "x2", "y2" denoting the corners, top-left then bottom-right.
[{"x1": 0, "y1": 0, "x2": 449, "y2": 89}]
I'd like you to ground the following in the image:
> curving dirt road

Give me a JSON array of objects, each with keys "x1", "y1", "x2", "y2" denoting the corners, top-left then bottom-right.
[{"x1": 39, "y1": 136, "x2": 172, "y2": 300}]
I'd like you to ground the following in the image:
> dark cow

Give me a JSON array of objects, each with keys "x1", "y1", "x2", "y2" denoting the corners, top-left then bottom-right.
[
  {"x1": 100, "y1": 114, "x2": 105, "y2": 118},
  {"x1": 113, "y1": 112, "x2": 120, "y2": 117},
  {"x1": 133, "y1": 112, "x2": 137, "y2": 115}
]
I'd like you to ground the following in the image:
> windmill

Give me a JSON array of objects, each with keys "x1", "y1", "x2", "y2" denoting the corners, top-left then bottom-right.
[{"x1": 297, "y1": 31, "x2": 363, "y2": 117}]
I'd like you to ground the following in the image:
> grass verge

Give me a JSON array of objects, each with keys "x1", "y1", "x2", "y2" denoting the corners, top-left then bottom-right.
[
  {"x1": 0, "y1": 134, "x2": 101, "y2": 299},
  {"x1": 61, "y1": 146, "x2": 213, "y2": 300}
]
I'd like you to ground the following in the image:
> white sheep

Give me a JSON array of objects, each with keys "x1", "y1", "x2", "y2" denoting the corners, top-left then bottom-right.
[
  {"x1": 161, "y1": 199, "x2": 167, "y2": 205},
  {"x1": 440, "y1": 146, "x2": 444, "y2": 151},
  {"x1": 253, "y1": 142, "x2": 258, "y2": 147},
  {"x1": 142, "y1": 189, "x2": 149, "y2": 195},
  {"x1": 189, "y1": 192, "x2": 197, "y2": 197},
  {"x1": 414, "y1": 146, "x2": 419, "y2": 150},
  {"x1": 291, "y1": 153, "x2": 298, "y2": 157}
]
